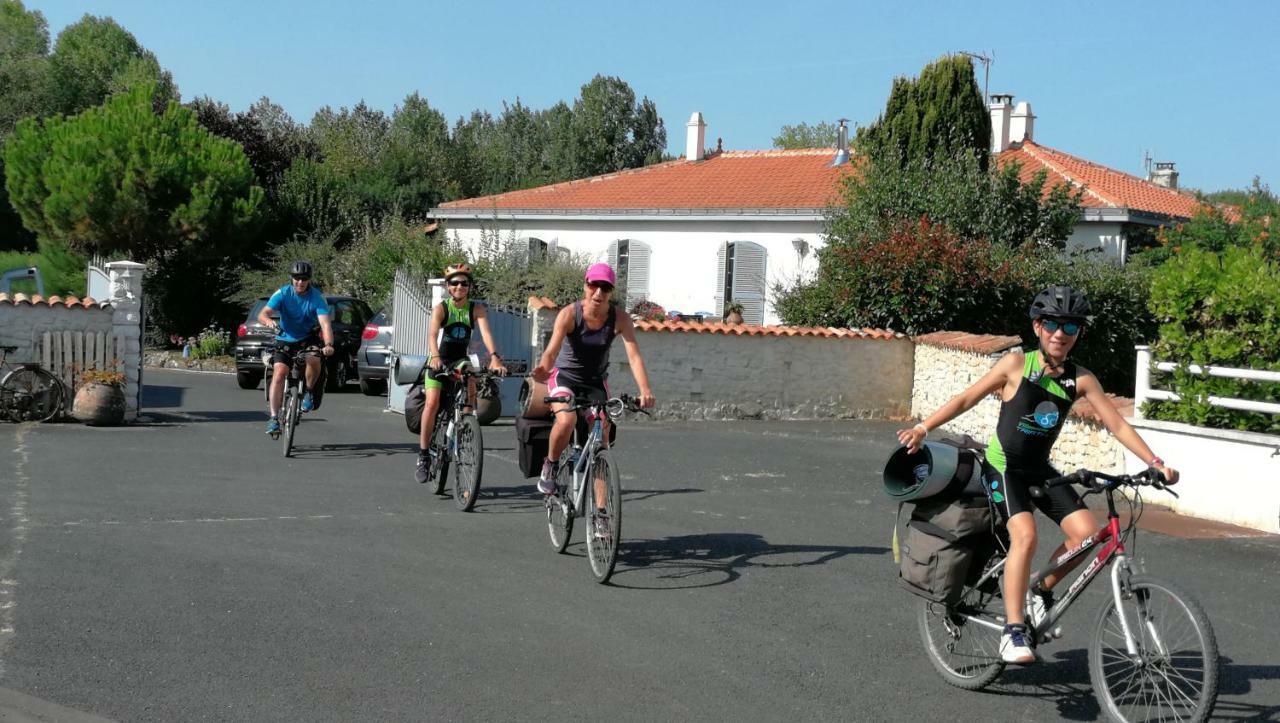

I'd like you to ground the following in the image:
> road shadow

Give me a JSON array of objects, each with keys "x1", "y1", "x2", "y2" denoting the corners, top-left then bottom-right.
[
  {"x1": 607, "y1": 532, "x2": 889, "y2": 590},
  {"x1": 471, "y1": 484, "x2": 705, "y2": 515},
  {"x1": 290, "y1": 441, "x2": 419, "y2": 459},
  {"x1": 141, "y1": 384, "x2": 185, "y2": 408},
  {"x1": 991, "y1": 650, "x2": 1268, "y2": 721}
]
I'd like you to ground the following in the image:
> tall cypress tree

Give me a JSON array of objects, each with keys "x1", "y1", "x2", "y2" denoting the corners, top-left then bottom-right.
[{"x1": 858, "y1": 54, "x2": 991, "y2": 170}]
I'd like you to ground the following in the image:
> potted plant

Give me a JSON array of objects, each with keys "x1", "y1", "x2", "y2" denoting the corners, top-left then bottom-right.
[
  {"x1": 723, "y1": 302, "x2": 745, "y2": 325},
  {"x1": 73, "y1": 368, "x2": 127, "y2": 426}
]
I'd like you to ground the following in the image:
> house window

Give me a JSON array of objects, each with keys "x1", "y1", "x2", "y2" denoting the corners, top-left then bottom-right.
[
  {"x1": 607, "y1": 239, "x2": 651, "y2": 302},
  {"x1": 716, "y1": 241, "x2": 767, "y2": 325},
  {"x1": 524, "y1": 237, "x2": 547, "y2": 264}
]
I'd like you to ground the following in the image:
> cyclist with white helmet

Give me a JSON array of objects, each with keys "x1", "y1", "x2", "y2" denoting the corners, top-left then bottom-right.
[
  {"x1": 897, "y1": 285, "x2": 1178, "y2": 664},
  {"x1": 415, "y1": 263, "x2": 508, "y2": 485},
  {"x1": 261, "y1": 260, "x2": 334, "y2": 436}
]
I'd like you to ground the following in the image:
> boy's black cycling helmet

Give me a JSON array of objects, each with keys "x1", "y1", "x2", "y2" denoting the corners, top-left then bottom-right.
[
  {"x1": 1029, "y1": 285, "x2": 1091, "y2": 322},
  {"x1": 290, "y1": 260, "x2": 313, "y2": 279}
]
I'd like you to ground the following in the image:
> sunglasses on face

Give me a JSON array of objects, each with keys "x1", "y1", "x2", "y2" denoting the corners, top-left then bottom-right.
[
  {"x1": 448, "y1": 279, "x2": 470, "y2": 288},
  {"x1": 291, "y1": 276, "x2": 310, "y2": 282},
  {"x1": 587, "y1": 281, "x2": 614, "y2": 293},
  {"x1": 1041, "y1": 319, "x2": 1082, "y2": 336}
]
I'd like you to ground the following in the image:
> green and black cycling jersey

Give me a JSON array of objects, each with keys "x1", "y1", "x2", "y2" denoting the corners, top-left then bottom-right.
[
  {"x1": 437, "y1": 298, "x2": 475, "y2": 365},
  {"x1": 985, "y1": 351, "x2": 1086, "y2": 522}
]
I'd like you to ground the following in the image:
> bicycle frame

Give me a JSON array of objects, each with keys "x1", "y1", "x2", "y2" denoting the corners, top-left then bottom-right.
[
  {"x1": 563, "y1": 411, "x2": 607, "y2": 516},
  {"x1": 956, "y1": 489, "x2": 1150, "y2": 657}
]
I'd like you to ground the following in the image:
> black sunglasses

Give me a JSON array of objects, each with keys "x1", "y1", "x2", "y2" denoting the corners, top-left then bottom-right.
[
  {"x1": 587, "y1": 281, "x2": 614, "y2": 293},
  {"x1": 1041, "y1": 318, "x2": 1082, "y2": 336},
  {"x1": 447, "y1": 279, "x2": 470, "y2": 287},
  {"x1": 291, "y1": 275, "x2": 310, "y2": 282}
]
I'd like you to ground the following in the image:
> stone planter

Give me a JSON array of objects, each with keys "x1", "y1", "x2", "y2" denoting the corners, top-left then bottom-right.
[{"x1": 73, "y1": 382, "x2": 127, "y2": 426}]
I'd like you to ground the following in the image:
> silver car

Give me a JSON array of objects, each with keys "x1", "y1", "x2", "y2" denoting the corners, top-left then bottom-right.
[{"x1": 357, "y1": 307, "x2": 393, "y2": 395}]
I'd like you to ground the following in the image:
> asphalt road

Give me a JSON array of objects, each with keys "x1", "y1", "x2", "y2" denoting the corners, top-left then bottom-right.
[{"x1": 1, "y1": 369, "x2": 1277, "y2": 721}]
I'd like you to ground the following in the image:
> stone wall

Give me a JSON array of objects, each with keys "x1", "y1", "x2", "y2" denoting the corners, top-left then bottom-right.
[
  {"x1": 0, "y1": 303, "x2": 113, "y2": 363},
  {"x1": 910, "y1": 333, "x2": 1126, "y2": 474},
  {"x1": 607, "y1": 327, "x2": 914, "y2": 421}
]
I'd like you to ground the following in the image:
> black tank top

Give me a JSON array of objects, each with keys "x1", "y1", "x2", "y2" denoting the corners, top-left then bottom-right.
[
  {"x1": 986, "y1": 351, "x2": 1079, "y2": 473},
  {"x1": 437, "y1": 298, "x2": 474, "y2": 364}
]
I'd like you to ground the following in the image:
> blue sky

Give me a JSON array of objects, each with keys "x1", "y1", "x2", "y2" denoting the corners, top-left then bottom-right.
[{"x1": 32, "y1": 0, "x2": 1280, "y2": 192}]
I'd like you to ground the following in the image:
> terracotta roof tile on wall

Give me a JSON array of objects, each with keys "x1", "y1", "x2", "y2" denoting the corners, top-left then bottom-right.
[
  {"x1": 997, "y1": 141, "x2": 1207, "y2": 220},
  {"x1": 633, "y1": 319, "x2": 903, "y2": 340},
  {"x1": 441, "y1": 149, "x2": 851, "y2": 211},
  {"x1": 915, "y1": 332, "x2": 1022, "y2": 355},
  {"x1": 1070, "y1": 394, "x2": 1135, "y2": 424},
  {"x1": 0, "y1": 293, "x2": 110, "y2": 309}
]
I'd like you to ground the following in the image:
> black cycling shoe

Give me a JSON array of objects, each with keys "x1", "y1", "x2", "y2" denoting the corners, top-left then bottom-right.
[{"x1": 414, "y1": 452, "x2": 434, "y2": 484}]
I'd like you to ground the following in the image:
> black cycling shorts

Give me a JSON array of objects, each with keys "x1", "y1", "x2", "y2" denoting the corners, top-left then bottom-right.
[
  {"x1": 989, "y1": 465, "x2": 1087, "y2": 524},
  {"x1": 270, "y1": 336, "x2": 322, "y2": 368}
]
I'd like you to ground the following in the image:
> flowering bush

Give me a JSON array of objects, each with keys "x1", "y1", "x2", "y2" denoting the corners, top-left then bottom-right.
[
  {"x1": 80, "y1": 368, "x2": 126, "y2": 387},
  {"x1": 192, "y1": 325, "x2": 232, "y2": 359},
  {"x1": 629, "y1": 300, "x2": 666, "y2": 322}
]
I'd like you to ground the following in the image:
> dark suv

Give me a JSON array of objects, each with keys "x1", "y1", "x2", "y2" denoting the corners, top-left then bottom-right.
[{"x1": 234, "y1": 294, "x2": 375, "y2": 390}]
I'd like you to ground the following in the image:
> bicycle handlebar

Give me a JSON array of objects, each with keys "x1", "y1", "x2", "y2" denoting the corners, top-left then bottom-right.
[
  {"x1": 543, "y1": 393, "x2": 651, "y2": 418},
  {"x1": 1044, "y1": 467, "x2": 1177, "y2": 498}
]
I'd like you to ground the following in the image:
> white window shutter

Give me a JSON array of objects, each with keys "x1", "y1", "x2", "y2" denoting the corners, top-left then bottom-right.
[
  {"x1": 729, "y1": 241, "x2": 767, "y2": 325},
  {"x1": 714, "y1": 242, "x2": 727, "y2": 316},
  {"x1": 607, "y1": 240, "x2": 619, "y2": 270},
  {"x1": 627, "y1": 240, "x2": 651, "y2": 302}
]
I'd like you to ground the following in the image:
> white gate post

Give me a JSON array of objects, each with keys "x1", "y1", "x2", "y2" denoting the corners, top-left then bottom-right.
[
  {"x1": 1134, "y1": 345, "x2": 1152, "y2": 419},
  {"x1": 106, "y1": 261, "x2": 146, "y2": 421}
]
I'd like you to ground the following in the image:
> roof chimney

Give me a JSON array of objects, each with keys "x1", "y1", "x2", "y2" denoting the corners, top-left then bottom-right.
[
  {"x1": 830, "y1": 118, "x2": 850, "y2": 166},
  {"x1": 989, "y1": 94, "x2": 1013, "y2": 153},
  {"x1": 686, "y1": 112, "x2": 707, "y2": 162},
  {"x1": 1148, "y1": 162, "x2": 1179, "y2": 189},
  {"x1": 1010, "y1": 101, "x2": 1035, "y2": 144}
]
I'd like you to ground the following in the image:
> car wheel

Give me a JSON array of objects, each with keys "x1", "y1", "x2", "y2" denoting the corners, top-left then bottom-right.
[
  {"x1": 359, "y1": 377, "x2": 386, "y2": 396},
  {"x1": 326, "y1": 357, "x2": 350, "y2": 392},
  {"x1": 236, "y1": 369, "x2": 263, "y2": 390}
]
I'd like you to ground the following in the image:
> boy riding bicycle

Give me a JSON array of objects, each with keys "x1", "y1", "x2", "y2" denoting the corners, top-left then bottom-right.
[{"x1": 897, "y1": 286, "x2": 1178, "y2": 664}]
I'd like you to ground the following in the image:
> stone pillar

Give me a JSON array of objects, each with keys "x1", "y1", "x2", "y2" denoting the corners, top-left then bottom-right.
[{"x1": 106, "y1": 261, "x2": 145, "y2": 421}]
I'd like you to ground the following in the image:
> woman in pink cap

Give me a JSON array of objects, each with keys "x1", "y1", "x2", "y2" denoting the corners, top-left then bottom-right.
[{"x1": 531, "y1": 262, "x2": 656, "y2": 505}]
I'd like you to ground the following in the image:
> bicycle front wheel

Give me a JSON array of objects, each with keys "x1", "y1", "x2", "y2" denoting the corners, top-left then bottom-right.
[
  {"x1": 918, "y1": 586, "x2": 1007, "y2": 690},
  {"x1": 1, "y1": 368, "x2": 65, "y2": 422},
  {"x1": 1089, "y1": 574, "x2": 1219, "y2": 723},
  {"x1": 585, "y1": 449, "x2": 622, "y2": 584},
  {"x1": 430, "y1": 412, "x2": 451, "y2": 495},
  {"x1": 452, "y1": 414, "x2": 483, "y2": 511}
]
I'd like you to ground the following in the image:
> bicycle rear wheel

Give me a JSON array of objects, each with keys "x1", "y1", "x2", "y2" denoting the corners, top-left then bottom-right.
[
  {"x1": 430, "y1": 410, "x2": 450, "y2": 495},
  {"x1": 585, "y1": 449, "x2": 622, "y2": 584},
  {"x1": 1089, "y1": 574, "x2": 1219, "y2": 722},
  {"x1": 1, "y1": 367, "x2": 65, "y2": 422},
  {"x1": 546, "y1": 459, "x2": 574, "y2": 553},
  {"x1": 281, "y1": 386, "x2": 299, "y2": 458},
  {"x1": 918, "y1": 586, "x2": 1007, "y2": 690},
  {"x1": 452, "y1": 414, "x2": 483, "y2": 511}
]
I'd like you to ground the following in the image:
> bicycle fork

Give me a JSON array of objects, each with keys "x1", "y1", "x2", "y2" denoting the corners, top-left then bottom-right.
[{"x1": 1109, "y1": 555, "x2": 1167, "y2": 663}]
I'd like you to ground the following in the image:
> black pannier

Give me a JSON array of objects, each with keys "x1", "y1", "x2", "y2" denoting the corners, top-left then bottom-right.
[{"x1": 516, "y1": 416, "x2": 554, "y2": 479}]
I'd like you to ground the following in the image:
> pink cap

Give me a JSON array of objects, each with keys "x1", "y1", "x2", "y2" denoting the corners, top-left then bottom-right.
[{"x1": 585, "y1": 263, "x2": 616, "y2": 285}]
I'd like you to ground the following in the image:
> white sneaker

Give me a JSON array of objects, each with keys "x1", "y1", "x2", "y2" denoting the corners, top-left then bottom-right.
[{"x1": 1000, "y1": 625, "x2": 1037, "y2": 664}]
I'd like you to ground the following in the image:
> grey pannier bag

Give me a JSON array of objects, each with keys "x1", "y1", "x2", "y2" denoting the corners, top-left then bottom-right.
[{"x1": 898, "y1": 495, "x2": 994, "y2": 604}]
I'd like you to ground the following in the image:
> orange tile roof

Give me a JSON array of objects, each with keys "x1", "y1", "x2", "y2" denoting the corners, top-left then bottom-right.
[
  {"x1": 915, "y1": 332, "x2": 1022, "y2": 355},
  {"x1": 633, "y1": 319, "x2": 903, "y2": 339},
  {"x1": 0, "y1": 293, "x2": 109, "y2": 309},
  {"x1": 998, "y1": 141, "x2": 1207, "y2": 219},
  {"x1": 440, "y1": 149, "x2": 851, "y2": 211}
]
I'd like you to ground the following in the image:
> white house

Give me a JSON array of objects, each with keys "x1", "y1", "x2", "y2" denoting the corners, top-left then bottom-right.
[{"x1": 432, "y1": 102, "x2": 1208, "y2": 325}]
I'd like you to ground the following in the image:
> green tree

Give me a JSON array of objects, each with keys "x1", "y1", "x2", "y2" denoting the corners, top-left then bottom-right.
[
  {"x1": 1134, "y1": 178, "x2": 1279, "y2": 265},
  {"x1": 772, "y1": 121, "x2": 840, "y2": 150},
  {"x1": 0, "y1": 0, "x2": 52, "y2": 250},
  {"x1": 570, "y1": 75, "x2": 666, "y2": 177},
  {"x1": 48, "y1": 15, "x2": 178, "y2": 114},
  {"x1": 857, "y1": 54, "x2": 991, "y2": 170}
]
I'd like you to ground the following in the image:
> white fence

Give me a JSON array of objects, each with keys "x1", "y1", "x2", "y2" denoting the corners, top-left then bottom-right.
[
  {"x1": 1134, "y1": 345, "x2": 1280, "y2": 417},
  {"x1": 38, "y1": 330, "x2": 128, "y2": 391}
]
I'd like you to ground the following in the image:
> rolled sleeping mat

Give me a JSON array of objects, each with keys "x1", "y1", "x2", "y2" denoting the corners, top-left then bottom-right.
[
  {"x1": 518, "y1": 376, "x2": 553, "y2": 419},
  {"x1": 393, "y1": 353, "x2": 427, "y2": 386},
  {"x1": 883, "y1": 441, "x2": 984, "y2": 501}
]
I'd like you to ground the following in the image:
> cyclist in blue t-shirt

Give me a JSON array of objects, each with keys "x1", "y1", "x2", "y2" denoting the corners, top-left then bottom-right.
[{"x1": 259, "y1": 261, "x2": 335, "y2": 435}]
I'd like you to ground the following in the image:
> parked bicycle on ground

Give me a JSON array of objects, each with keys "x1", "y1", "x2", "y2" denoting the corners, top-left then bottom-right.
[
  {"x1": 0, "y1": 345, "x2": 65, "y2": 422},
  {"x1": 419, "y1": 360, "x2": 493, "y2": 511},
  {"x1": 544, "y1": 392, "x2": 648, "y2": 583},
  {"x1": 267, "y1": 345, "x2": 324, "y2": 458},
  {"x1": 916, "y1": 463, "x2": 1219, "y2": 722}
]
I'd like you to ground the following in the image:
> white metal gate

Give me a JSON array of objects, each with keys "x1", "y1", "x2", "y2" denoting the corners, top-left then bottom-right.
[{"x1": 387, "y1": 268, "x2": 534, "y2": 416}]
